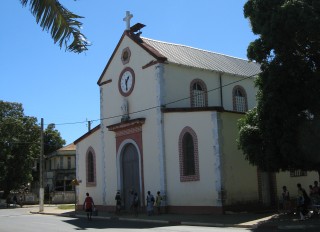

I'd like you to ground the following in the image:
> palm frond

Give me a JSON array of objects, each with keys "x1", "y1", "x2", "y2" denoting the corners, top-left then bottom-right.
[{"x1": 20, "y1": 0, "x2": 90, "y2": 53}]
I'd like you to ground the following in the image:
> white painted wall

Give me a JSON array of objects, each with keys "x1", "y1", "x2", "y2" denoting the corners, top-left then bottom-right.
[
  {"x1": 219, "y1": 112, "x2": 259, "y2": 204},
  {"x1": 76, "y1": 129, "x2": 103, "y2": 206},
  {"x1": 99, "y1": 35, "x2": 163, "y2": 206},
  {"x1": 162, "y1": 64, "x2": 258, "y2": 111},
  {"x1": 99, "y1": 36, "x2": 159, "y2": 126},
  {"x1": 221, "y1": 74, "x2": 257, "y2": 111},
  {"x1": 164, "y1": 111, "x2": 219, "y2": 206},
  {"x1": 163, "y1": 65, "x2": 221, "y2": 108}
]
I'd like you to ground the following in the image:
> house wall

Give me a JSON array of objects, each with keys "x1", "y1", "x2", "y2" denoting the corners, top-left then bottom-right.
[
  {"x1": 163, "y1": 65, "x2": 221, "y2": 107},
  {"x1": 163, "y1": 111, "x2": 260, "y2": 210},
  {"x1": 98, "y1": 35, "x2": 163, "y2": 209},
  {"x1": 48, "y1": 155, "x2": 75, "y2": 170},
  {"x1": 44, "y1": 147, "x2": 76, "y2": 194},
  {"x1": 220, "y1": 112, "x2": 319, "y2": 207},
  {"x1": 163, "y1": 111, "x2": 219, "y2": 209},
  {"x1": 99, "y1": 36, "x2": 159, "y2": 127},
  {"x1": 76, "y1": 129, "x2": 103, "y2": 206},
  {"x1": 219, "y1": 112, "x2": 259, "y2": 205},
  {"x1": 163, "y1": 64, "x2": 257, "y2": 111},
  {"x1": 221, "y1": 75, "x2": 257, "y2": 111}
]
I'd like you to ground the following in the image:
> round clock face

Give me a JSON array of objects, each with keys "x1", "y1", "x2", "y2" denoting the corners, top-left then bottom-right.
[{"x1": 119, "y1": 67, "x2": 135, "y2": 96}]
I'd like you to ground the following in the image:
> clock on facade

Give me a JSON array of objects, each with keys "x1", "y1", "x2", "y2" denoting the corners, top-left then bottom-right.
[{"x1": 118, "y1": 67, "x2": 135, "y2": 96}]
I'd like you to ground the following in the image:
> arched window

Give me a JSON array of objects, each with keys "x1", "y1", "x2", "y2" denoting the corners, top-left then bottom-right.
[
  {"x1": 182, "y1": 133, "x2": 195, "y2": 175},
  {"x1": 179, "y1": 127, "x2": 200, "y2": 182},
  {"x1": 233, "y1": 85, "x2": 248, "y2": 112},
  {"x1": 86, "y1": 147, "x2": 96, "y2": 186},
  {"x1": 190, "y1": 79, "x2": 207, "y2": 107}
]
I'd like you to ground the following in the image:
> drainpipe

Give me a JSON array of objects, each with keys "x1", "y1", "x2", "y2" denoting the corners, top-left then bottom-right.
[
  {"x1": 212, "y1": 111, "x2": 224, "y2": 212},
  {"x1": 155, "y1": 63, "x2": 167, "y2": 205},
  {"x1": 219, "y1": 73, "x2": 223, "y2": 108},
  {"x1": 99, "y1": 86, "x2": 107, "y2": 205}
]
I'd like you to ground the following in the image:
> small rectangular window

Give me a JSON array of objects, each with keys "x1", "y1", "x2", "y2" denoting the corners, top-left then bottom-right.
[
  {"x1": 290, "y1": 169, "x2": 307, "y2": 177},
  {"x1": 67, "y1": 157, "x2": 71, "y2": 169},
  {"x1": 60, "y1": 156, "x2": 63, "y2": 169}
]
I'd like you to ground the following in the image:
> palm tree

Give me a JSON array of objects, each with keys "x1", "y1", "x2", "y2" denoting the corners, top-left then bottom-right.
[{"x1": 20, "y1": 0, "x2": 90, "y2": 53}]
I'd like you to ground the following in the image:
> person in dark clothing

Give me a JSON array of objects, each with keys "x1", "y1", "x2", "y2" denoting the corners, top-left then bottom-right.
[
  {"x1": 133, "y1": 192, "x2": 139, "y2": 216},
  {"x1": 83, "y1": 192, "x2": 94, "y2": 221},
  {"x1": 13, "y1": 195, "x2": 17, "y2": 207},
  {"x1": 115, "y1": 191, "x2": 121, "y2": 215},
  {"x1": 297, "y1": 183, "x2": 311, "y2": 220}
]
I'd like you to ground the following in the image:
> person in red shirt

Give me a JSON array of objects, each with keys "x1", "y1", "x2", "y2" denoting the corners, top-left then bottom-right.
[{"x1": 83, "y1": 192, "x2": 94, "y2": 220}]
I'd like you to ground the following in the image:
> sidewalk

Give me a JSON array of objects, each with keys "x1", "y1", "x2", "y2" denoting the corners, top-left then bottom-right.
[
  {"x1": 28, "y1": 205, "x2": 276, "y2": 228},
  {"x1": 28, "y1": 205, "x2": 320, "y2": 229}
]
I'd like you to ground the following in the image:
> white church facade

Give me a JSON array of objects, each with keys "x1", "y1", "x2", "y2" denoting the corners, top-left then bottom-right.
[{"x1": 74, "y1": 14, "x2": 318, "y2": 214}]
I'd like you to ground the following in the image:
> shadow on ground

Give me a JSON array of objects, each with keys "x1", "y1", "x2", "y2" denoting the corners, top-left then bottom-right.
[{"x1": 63, "y1": 217, "x2": 173, "y2": 230}]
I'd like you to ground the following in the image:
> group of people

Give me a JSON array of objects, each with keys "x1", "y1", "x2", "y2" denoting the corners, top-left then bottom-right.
[
  {"x1": 145, "y1": 191, "x2": 162, "y2": 216},
  {"x1": 281, "y1": 181, "x2": 320, "y2": 220},
  {"x1": 124, "y1": 190, "x2": 162, "y2": 216},
  {"x1": 83, "y1": 190, "x2": 163, "y2": 220}
]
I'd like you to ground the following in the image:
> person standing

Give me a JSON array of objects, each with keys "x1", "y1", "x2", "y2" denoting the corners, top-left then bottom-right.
[
  {"x1": 312, "y1": 181, "x2": 320, "y2": 204},
  {"x1": 155, "y1": 191, "x2": 162, "y2": 215},
  {"x1": 133, "y1": 192, "x2": 139, "y2": 216},
  {"x1": 129, "y1": 190, "x2": 134, "y2": 213},
  {"x1": 146, "y1": 191, "x2": 155, "y2": 216},
  {"x1": 297, "y1": 183, "x2": 311, "y2": 220},
  {"x1": 83, "y1": 192, "x2": 94, "y2": 221},
  {"x1": 281, "y1": 186, "x2": 291, "y2": 214},
  {"x1": 19, "y1": 195, "x2": 23, "y2": 208},
  {"x1": 115, "y1": 191, "x2": 121, "y2": 215},
  {"x1": 313, "y1": 181, "x2": 320, "y2": 194},
  {"x1": 13, "y1": 195, "x2": 17, "y2": 207}
]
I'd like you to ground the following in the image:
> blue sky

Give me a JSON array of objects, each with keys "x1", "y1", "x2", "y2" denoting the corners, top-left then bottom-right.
[{"x1": 0, "y1": 0, "x2": 256, "y2": 145}]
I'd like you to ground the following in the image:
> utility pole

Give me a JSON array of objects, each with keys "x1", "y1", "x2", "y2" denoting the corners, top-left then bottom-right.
[{"x1": 39, "y1": 118, "x2": 44, "y2": 212}]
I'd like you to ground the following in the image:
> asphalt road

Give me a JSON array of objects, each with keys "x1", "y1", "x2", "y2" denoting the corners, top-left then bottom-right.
[
  {"x1": 0, "y1": 207, "x2": 251, "y2": 232},
  {"x1": 2, "y1": 207, "x2": 320, "y2": 231}
]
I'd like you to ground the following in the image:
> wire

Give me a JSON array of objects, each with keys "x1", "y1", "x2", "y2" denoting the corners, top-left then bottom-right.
[
  {"x1": 55, "y1": 72, "x2": 257, "y2": 125},
  {"x1": 2, "y1": 72, "x2": 259, "y2": 127},
  {"x1": 0, "y1": 72, "x2": 259, "y2": 145}
]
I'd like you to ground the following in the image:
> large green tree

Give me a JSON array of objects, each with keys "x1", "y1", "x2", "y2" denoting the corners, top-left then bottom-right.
[
  {"x1": 0, "y1": 101, "x2": 66, "y2": 197},
  {"x1": 0, "y1": 101, "x2": 40, "y2": 197},
  {"x1": 20, "y1": 0, "x2": 89, "y2": 53},
  {"x1": 238, "y1": 0, "x2": 320, "y2": 176},
  {"x1": 44, "y1": 123, "x2": 66, "y2": 155}
]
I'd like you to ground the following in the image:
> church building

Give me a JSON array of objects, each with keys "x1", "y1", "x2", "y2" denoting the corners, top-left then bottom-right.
[{"x1": 74, "y1": 12, "x2": 317, "y2": 214}]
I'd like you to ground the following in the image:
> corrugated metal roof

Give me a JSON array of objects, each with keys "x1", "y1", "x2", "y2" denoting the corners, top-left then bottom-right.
[{"x1": 141, "y1": 37, "x2": 261, "y2": 77}]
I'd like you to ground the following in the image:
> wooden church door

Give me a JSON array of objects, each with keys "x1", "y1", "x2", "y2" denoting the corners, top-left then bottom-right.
[{"x1": 121, "y1": 143, "x2": 140, "y2": 210}]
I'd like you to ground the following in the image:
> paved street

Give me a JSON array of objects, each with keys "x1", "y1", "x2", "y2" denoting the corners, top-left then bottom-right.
[
  {"x1": 2, "y1": 205, "x2": 320, "y2": 231},
  {"x1": 0, "y1": 207, "x2": 249, "y2": 232}
]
